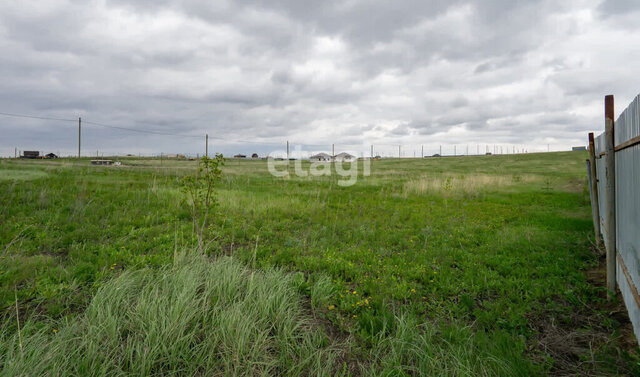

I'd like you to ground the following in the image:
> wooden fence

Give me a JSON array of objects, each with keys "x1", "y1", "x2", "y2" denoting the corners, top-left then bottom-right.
[{"x1": 588, "y1": 94, "x2": 640, "y2": 345}]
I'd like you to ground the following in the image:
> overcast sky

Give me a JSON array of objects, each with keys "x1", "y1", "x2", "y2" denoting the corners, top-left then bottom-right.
[{"x1": 1, "y1": 0, "x2": 639, "y2": 157}]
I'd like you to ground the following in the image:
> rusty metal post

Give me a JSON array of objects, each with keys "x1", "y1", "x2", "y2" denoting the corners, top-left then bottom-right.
[
  {"x1": 588, "y1": 133, "x2": 602, "y2": 245},
  {"x1": 604, "y1": 95, "x2": 616, "y2": 295}
]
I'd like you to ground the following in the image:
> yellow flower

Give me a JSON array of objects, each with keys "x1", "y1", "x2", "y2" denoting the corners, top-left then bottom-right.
[
  {"x1": 410, "y1": 289, "x2": 416, "y2": 293},
  {"x1": 328, "y1": 305, "x2": 335, "y2": 310},
  {"x1": 52, "y1": 329, "x2": 58, "y2": 333},
  {"x1": 353, "y1": 291, "x2": 357, "y2": 295}
]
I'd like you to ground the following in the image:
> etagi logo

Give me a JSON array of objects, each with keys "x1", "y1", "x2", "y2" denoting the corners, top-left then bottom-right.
[{"x1": 267, "y1": 146, "x2": 370, "y2": 187}]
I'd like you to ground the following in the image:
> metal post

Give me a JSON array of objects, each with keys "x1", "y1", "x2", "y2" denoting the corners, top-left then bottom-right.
[
  {"x1": 604, "y1": 94, "x2": 616, "y2": 295},
  {"x1": 332, "y1": 144, "x2": 335, "y2": 158},
  {"x1": 206, "y1": 134, "x2": 208, "y2": 157},
  {"x1": 398, "y1": 145, "x2": 401, "y2": 158},
  {"x1": 588, "y1": 133, "x2": 602, "y2": 245},
  {"x1": 78, "y1": 117, "x2": 81, "y2": 158},
  {"x1": 287, "y1": 141, "x2": 289, "y2": 160}
]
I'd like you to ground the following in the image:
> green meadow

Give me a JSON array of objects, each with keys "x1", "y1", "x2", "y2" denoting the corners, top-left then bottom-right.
[{"x1": 0, "y1": 152, "x2": 637, "y2": 375}]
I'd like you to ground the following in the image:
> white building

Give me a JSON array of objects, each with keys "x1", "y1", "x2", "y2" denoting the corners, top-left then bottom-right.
[
  {"x1": 309, "y1": 152, "x2": 332, "y2": 162},
  {"x1": 333, "y1": 152, "x2": 356, "y2": 162}
]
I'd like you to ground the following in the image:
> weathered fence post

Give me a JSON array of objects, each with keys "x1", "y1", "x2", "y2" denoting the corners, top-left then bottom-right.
[
  {"x1": 604, "y1": 95, "x2": 616, "y2": 295},
  {"x1": 588, "y1": 133, "x2": 602, "y2": 245}
]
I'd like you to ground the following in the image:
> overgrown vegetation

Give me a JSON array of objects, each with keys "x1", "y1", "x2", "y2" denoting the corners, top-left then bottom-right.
[
  {"x1": 1, "y1": 255, "x2": 344, "y2": 376},
  {"x1": 0, "y1": 152, "x2": 638, "y2": 375}
]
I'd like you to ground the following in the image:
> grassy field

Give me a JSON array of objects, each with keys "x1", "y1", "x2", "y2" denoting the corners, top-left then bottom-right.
[{"x1": 1, "y1": 152, "x2": 638, "y2": 375}]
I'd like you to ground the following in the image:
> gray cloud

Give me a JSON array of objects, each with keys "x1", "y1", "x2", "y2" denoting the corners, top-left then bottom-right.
[{"x1": 1, "y1": 0, "x2": 639, "y2": 157}]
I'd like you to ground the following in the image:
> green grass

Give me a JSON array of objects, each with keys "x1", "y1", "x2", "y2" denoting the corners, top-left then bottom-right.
[
  {"x1": 1, "y1": 254, "x2": 344, "y2": 376},
  {"x1": 0, "y1": 153, "x2": 637, "y2": 375}
]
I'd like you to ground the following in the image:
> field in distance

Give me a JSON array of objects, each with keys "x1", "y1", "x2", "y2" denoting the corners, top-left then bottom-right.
[{"x1": 0, "y1": 152, "x2": 638, "y2": 376}]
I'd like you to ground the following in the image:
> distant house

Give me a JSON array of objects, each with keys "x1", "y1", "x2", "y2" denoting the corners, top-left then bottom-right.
[
  {"x1": 309, "y1": 152, "x2": 332, "y2": 162},
  {"x1": 333, "y1": 152, "x2": 356, "y2": 162},
  {"x1": 45, "y1": 153, "x2": 58, "y2": 159},
  {"x1": 233, "y1": 154, "x2": 247, "y2": 159},
  {"x1": 251, "y1": 153, "x2": 259, "y2": 159},
  {"x1": 21, "y1": 151, "x2": 39, "y2": 159},
  {"x1": 572, "y1": 146, "x2": 586, "y2": 151}
]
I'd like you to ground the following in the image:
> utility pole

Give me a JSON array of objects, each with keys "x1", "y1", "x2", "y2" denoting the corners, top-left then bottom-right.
[
  {"x1": 14, "y1": 147, "x2": 17, "y2": 158},
  {"x1": 205, "y1": 134, "x2": 208, "y2": 157},
  {"x1": 476, "y1": 145, "x2": 479, "y2": 155},
  {"x1": 466, "y1": 145, "x2": 468, "y2": 156},
  {"x1": 454, "y1": 145, "x2": 456, "y2": 156},
  {"x1": 371, "y1": 145, "x2": 373, "y2": 158},
  {"x1": 332, "y1": 143, "x2": 335, "y2": 157},
  {"x1": 78, "y1": 117, "x2": 81, "y2": 158},
  {"x1": 398, "y1": 145, "x2": 401, "y2": 158},
  {"x1": 287, "y1": 141, "x2": 290, "y2": 159},
  {"x1": 439, "y1": 145, "x2": 442, "y2": 156},
  {"x1": 421, "y1": 145, "x2": 424, "y2": 158}
]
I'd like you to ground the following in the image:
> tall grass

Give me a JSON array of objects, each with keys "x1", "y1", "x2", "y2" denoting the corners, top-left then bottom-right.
[{"x1": 0, "y1": 254, "x2": 345, "y2": 376}]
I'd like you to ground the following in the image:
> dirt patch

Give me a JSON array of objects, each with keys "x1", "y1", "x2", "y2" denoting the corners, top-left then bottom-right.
[{"x1": 528, "y1": 254, "x2": 639, "y2": 376}]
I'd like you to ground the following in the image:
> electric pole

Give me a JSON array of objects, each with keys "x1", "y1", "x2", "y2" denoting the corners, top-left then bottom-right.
[
  {"x1": 78, "y1": 117, "x2": 81, "y2": 158},
  {"x1": 287, "y1": 141, "x2": 290, "y2": 159},
  {"x1": 206, "y1": 134, "x2": 208, "y2": 157}
]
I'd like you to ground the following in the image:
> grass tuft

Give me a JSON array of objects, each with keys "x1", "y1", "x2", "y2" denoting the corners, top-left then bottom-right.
[{"x1": 0, "y1": 254, "x2": 345, "y2": 376}]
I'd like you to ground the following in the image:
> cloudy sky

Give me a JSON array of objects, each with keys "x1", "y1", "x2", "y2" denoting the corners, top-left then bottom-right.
[{"x1": 1, "y1": 0, "x2": 639, "y2": 157}]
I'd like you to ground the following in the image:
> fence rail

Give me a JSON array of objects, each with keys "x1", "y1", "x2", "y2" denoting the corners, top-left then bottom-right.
[{"x1": 588, "y1": 93, "x2": 640, "y2": 345}]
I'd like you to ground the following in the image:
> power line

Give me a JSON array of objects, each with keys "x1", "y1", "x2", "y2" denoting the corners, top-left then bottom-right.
[
  {"x1": 0, "y1": 111, "x2": 76, "y2": 123},
  {"x1": 82, "y1": 120, "x2": 203, "y2": 139}
]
